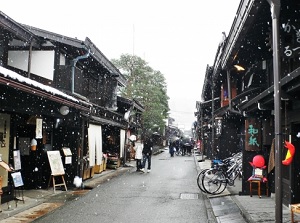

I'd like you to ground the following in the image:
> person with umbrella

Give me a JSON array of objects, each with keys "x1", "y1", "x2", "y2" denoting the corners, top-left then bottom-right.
[{"x1": 181, "y1": 136, "x2": 193, "y2": 156}]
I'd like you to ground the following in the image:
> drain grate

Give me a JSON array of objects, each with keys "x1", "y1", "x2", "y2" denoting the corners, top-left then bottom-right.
[{"x1": 180, "y1": 193, "x2": 199, "y2": 199}]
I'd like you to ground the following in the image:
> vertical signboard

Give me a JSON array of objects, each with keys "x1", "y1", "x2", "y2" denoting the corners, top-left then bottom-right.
[
  {"x1": 245, "y1": 118, "x2": 261, "y2": 151},
  {"x1": 0, "y1": 113, "x2": 10, "y2": 187},
  {"x1": 215, "y1": 118, "x2": 222, "y2": 137}
]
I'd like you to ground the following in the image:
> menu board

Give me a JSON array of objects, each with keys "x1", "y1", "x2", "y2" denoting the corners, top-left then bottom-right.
[{"x1": 47, "y1": 151, "x2": 65, "y2": 176}]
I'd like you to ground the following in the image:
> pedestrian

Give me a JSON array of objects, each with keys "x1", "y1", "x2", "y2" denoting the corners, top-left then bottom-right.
[
  {"x1": 135, "y1": 138, "x2": 143, "y2": 172},
  {"x1": 180, "y1": 137, "x2": 186, "y2": 156},
  {"x1": 175, "y1": 139, "x2": 180, "y2": 154},
  {"x1": 141, "y1": 135, "x2": 153, "y2": 173},
  {"x1": 169, "y1": 140, "x2": 175, "y2": 157}
]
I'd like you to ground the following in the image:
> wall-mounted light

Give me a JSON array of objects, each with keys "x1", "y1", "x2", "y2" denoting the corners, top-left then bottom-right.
[
  {"x1": 59, "y1": 106, "x2": 70, "y2": 116},
  {"x1": 226, "y1": 64, "x2": 245, "y2": 112},
  {"x1": 55, "y1": 118, "x2": 61, "y2": 128},
  {"x1": 233, "y1": 64, "x2": 245, "y2": 71}
]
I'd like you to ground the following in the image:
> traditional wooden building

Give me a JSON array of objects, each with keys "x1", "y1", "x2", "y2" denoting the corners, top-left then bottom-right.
[
  {"x1": 196, "y1": 0, "x2": 300, "y2": 205},
  {"x1": 0, "y1": 10, "x2": 137, "y2": 202}
]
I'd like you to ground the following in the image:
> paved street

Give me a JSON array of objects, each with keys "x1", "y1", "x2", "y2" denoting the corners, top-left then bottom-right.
[
  {"x1": 0, "y1": 149, "x2": 293, "y2": 222},
  {"x1": 33, "y1": 149, "x2": 209, "y2": 223}
]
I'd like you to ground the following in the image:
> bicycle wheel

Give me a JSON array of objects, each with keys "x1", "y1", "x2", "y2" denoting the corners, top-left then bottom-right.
[
  {"x1": 202, "y1": 169, "x2": 227, "y2": 195},
  {"x1": 197, "y1": 169, "x2": 208, "y2": 192}
]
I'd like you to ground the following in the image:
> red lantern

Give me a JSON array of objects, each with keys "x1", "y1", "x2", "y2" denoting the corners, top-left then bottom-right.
[{"x1": 249, "y1": 155, "x2": 265, "y2": 168}]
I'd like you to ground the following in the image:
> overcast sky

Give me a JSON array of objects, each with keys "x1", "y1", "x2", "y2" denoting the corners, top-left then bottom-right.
[{"x1": 1, "y1": 0, "x2": 240, "y2": 130}]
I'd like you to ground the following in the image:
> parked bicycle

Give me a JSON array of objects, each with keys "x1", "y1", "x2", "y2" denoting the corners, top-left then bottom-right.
[{"x1": 197, "y1": 152, "x2": 243, "y2": 195}]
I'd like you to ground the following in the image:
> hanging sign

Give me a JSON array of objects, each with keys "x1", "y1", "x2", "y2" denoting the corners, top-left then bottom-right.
[
  {"x1": 13, "y1": 150, "x2": 21, "y2": 170},
  {"x1": 36, "y1": 118, "x2": 43, "y2": 139},
  {"x1": 215, "y1": 117, "x2": 222, "y2": 137},
  {"x1": 245, "y1": 118, "x2": 261, "y2": 151}
]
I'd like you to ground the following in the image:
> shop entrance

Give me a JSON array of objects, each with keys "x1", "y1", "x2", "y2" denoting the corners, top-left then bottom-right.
[
  {"x1": 102, "y1": 126, "x2": 120, "y2": 155},
  {"x1": 15, "y1": 115, "x2": 52, "y2": 189}
]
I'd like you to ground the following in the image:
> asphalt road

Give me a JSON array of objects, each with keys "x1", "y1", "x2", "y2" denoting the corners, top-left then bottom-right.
[{"x1": 34, "y1": 149, "x2": 208, "y2": 223}]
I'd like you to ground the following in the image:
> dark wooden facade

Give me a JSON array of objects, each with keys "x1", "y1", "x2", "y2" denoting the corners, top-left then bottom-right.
[
  {"x1": 0, "y1": 10, "x2": 142, "y2": 203},
  {"x1": 196, "y1": 0, "x2": 300, "y2": 205}
]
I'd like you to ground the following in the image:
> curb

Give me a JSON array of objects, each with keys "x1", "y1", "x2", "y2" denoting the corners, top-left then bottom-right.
[
  {"x1": 194, "y1": 153, "x2": 218, "y2": 223},
  {"x1": 203, "y1": 193, "x2": 218, "y2": 223},
  {"x1": 83, "y1": 166, "x2": 132, "y2": 188},
  {"x1": 230, "y1": 195, "x2": 253, "y2": 223}
]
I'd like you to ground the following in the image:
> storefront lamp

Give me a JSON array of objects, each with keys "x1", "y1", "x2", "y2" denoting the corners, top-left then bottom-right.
[
  {"x1": 59, "y1": 106, "x2": 70, "y2": 116},
  {"x1": 226, "y1": 64, "x2": 245, "y2": 112},
  {"x1": 233, "y1": 64, "x2": 245, "y2": 71}
]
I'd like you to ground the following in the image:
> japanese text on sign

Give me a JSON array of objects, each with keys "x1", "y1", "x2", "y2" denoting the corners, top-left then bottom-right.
[{"x1": 248, "y1": 124, "x2": 259, "y2": 147}]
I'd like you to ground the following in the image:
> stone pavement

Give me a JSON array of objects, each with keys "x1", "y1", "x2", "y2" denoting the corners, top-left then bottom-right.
[
  {"x1": 0, "y1": 167, "x2": 131, "y2": 222},
  {"x1": 195, "y1": 154, "x2": 292, "y2": 223},
  {"x1": 0, "y1": 151, "x2": 294, "y2": 222}
]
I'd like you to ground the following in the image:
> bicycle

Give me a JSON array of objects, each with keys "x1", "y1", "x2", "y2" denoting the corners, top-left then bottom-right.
[
  {"x1": 197, "y1": 152, "x2": 243, "y2": 195},
  {"x1": 197, "y1": 168, "x2": 210, "y2": 193},
  {"x1": 196, "y1": 158, "x2": 230, "y2": 193},
  {"x1": 203, "y1": 158, "x2": 242, "y2": 195}
]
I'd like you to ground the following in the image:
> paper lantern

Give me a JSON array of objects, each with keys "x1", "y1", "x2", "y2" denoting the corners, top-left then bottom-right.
[
  {"x1": 250, "y1": 155, "x2": 265, "y2": 168},
  {"x1": 59, "y1": 106, "x2": 70, "y2": 116},
  {"x1": 31, "y1": 138, "x2": 37, "y2": 151}
]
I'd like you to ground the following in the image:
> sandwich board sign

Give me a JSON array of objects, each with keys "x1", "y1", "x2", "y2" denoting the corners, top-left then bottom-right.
[{"x1": 47, "y1": 151, "x2": 65, "y2": 176}]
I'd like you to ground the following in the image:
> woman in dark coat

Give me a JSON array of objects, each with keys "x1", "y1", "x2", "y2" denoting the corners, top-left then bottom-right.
[{"x1": 141, "y1": 136, "x2": 153, "y2": 173}]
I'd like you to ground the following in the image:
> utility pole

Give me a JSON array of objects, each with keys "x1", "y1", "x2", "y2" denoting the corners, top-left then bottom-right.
[{"x1": 266, "y1": 0, "x2": 282, "y2": 222}]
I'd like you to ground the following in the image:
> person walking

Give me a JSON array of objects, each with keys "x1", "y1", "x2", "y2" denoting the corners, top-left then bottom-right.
[
  {"x1": 180, "y1": 137, "x2": 186, "y2": 156},
  {"x1": 135, "y1": 139, "x2": 143, "y2": 172},
  {"x1": 169, "y1": 140, "x2": 175, "y2": 157},
  {"x1": 141, "y1": 136, "x2": 153, "y2": 173}
]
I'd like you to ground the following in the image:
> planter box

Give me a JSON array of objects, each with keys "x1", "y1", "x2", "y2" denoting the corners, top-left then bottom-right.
[
  {"x1": 83, "y1": 167, "x2": 91, "y2": 180},
  {"x1": 94, "y1": 164, "x2": 102, "y2": 174},
  {"x1": 90, "y1": 166, "x2": 95, "y2": 177},
  {"x1": 107, "y1": 157, "x2": 120, "y2": 169},
  {"x1": 94, "y1": 161, "x2": 106, "y2": 174}
]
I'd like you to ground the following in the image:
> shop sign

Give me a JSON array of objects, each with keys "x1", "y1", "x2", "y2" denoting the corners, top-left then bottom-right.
[
  {"x1": 245, "y1": 118, "x2": 261, "y2": 151},
  {"x1": 282, "y1": 22, "x2": 300, "y2": 59},
  {"x1": 215, "y1": 118, "x2": 222, "y2": 137}
]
